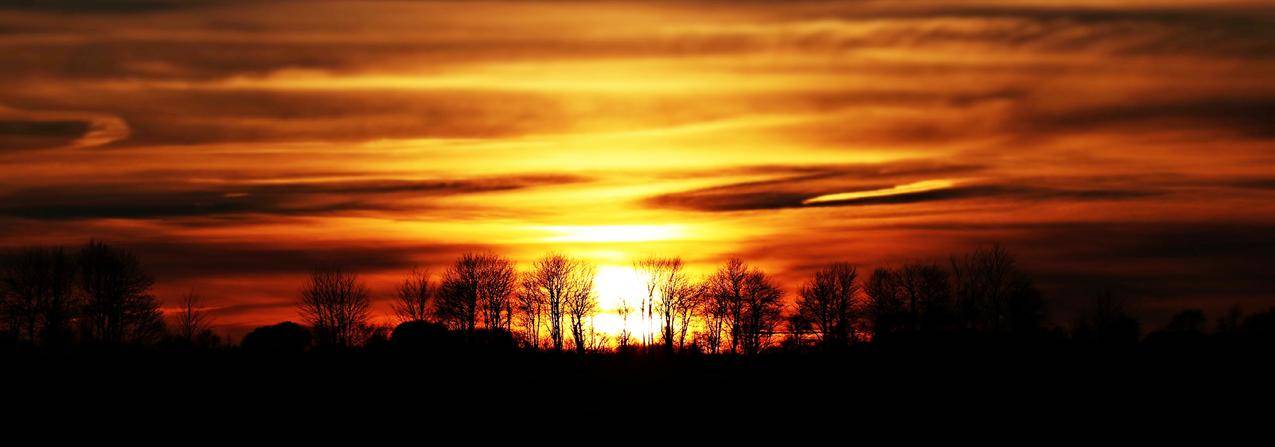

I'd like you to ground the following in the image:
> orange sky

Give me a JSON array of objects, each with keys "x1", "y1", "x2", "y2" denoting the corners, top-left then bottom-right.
[{"x1": 2, "y1": 0, "x2": 1274, "y2": 338}]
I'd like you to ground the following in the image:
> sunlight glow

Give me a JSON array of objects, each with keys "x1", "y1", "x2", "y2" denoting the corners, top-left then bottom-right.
[
  {"x1": 536, "y1": 224, "x2": 686, "y2": 243},
  {"x1": 802, "y1": 179, "x2": 958, "y2": 205},
  {"x1": 592, "y1": 265, "x2": 656, "y2": 341}
]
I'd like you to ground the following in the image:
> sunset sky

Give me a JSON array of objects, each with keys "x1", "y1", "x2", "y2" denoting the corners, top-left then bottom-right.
[{"x1": 2, "y1": 0, "x2": 1274, "y2": 337}]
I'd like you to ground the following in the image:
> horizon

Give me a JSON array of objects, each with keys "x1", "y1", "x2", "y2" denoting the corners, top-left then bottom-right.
[{"x1": 2, "y1": 0, "x2": 1275, "y2": 341}]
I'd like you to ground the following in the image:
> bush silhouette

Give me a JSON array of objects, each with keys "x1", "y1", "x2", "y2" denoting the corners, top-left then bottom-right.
[
  {"x1": 466, "y1": 328, "x2": 516, "y2": 354},
  {"x1": 241, "y1": 321, "x2": 312, "y2": 354},
  {"x1": 389, "y1": 320, "x2": 451, "y2": 353}
]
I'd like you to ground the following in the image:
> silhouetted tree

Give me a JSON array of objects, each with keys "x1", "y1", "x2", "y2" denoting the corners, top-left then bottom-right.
[
  {"x1": 515, "y1": 274, "x2": 545, "y2": 349},
  {"x1": 480, "y1": 258, "x2": 517, "y2": 332},
  {"x1": 172, "y1": 291, "x2": 218, "y2": 349},
  {"x1": 515, "y1": 278, "x2": 545, "y2": 349},
  {"x1": 616, "y1": 297, "x2": 633, "y2": 350},
  {"x1": 363, "y1": 325, "x2": 392, "y2": 353},
  {"x1": 1144, "y1": 309, "x2": 1208, "y2": 349},
  {"x1": 1071, "y1": 291, "x2": 1140, "y2": 346},
  {"x1": 674, "y1": 282, "x2": 701, "y2": 351},
  {"x1": 563, "y1": 259, "x2": 597, "y2": 354},
  {"x1": 1165, "y1": 309, "x2": 1207, "y2": 333},
  {"x1": 1240, "y1": 308, "x2": 1275, "y2": 345},
  {"x1": 0, "y1": 246, "x2": 78, "y2": 346},
  {"x1": 704, "y1": 257, "x2": 749, "y2": 354},
  {"x1": 698, "y1": 267, "x2": 733, "y2": 354},
  {"x1": 785, "y1": 312, "x2": 812, "y2": 350},
  {"x1": 865, "y1": 262, "x2": 953, "y2": 340},
  {"x1": 634, "y1": 256, "x2": 663, "y2": 347},
  {"x1": 897, "y1": 262, "x2": 953, "y2": 333},
  {"x1": 736, "y1": 268, "x2": 784, "y2": 355},
  {"x1": 392, "y1": 267, "x2": 433, "y2": 324},
  {"x1": 436, "y1": 252, "x2": 516, "y2": 333},
  {"x1": 1215, "y1": 304, "x2": 1243, "y2": 336},
  {"x1": 522, "y1": 253, "x2": 593, "y2": 351},
  {"x1": 644, "y1": 257, "x2": 695, "y2": 352},
  {"x1": 951, "y1": 245, "x2": 1044, "y2": 334},
  {"x1": 298, "y1": 267, "x2": 371, "y2": 349},
  {"x1": 865, "y1": 267, "x2": 903, "y2": 338},
  {"x1": 241, "y1": 321, "x2": 311, "y2": 354},
  {"x1": 582, "y1": 316, "x2": 609, "y2": 352},
  {"x1": 697, "y1": 304, "x2": 728, "y2": 353},
  {"x1": 78, "y1": 240, "x2": 165, "y2": 346},
  {"x1": 794, "y1": 262, "x2": 860, "y2": 348}
]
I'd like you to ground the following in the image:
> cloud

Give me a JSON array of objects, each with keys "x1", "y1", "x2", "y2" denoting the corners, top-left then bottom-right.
[
  {"x1": 1015, "y1": 97, "x2": 1275, "y2": 139},
  {"x1": 0, "y1": 105, "x2": 129, "y2": 150},
  {"x1": 0, "y1": 174, "x2": 586, "y2": 220},
  {"x1": 0, "y1": 119, "x2": 89, "y2": 151},
  {"x1": 128, "y1": 238, "x2": 477, "y2": 281},
  {"x1": 2, "y1": 1, "x2": 1271, "y2": 149},
  {"x1": 0, "y1": 0, "x2": 214, "y2": 13},
  {"x1": 645, "y1": 162, "x2": 1163, "y2": 212}
]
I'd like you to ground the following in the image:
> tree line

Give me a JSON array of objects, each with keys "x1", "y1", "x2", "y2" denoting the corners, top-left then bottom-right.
[{"x1": 4, "y1": 241, "x2": 1275, "y2": 355}]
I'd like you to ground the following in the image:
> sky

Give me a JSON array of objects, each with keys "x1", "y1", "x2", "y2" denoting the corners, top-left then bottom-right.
[{"x1": 2, "y1": 0, "x2": 1274, "y2": 338}]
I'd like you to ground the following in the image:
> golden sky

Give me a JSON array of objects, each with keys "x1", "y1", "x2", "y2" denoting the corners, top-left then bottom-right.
[{"x1": 2, "y1": 0, "x2": 1274, "y2": 336}]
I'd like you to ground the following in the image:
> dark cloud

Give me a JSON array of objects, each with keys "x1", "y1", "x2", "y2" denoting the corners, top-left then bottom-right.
[
  {"x1": 767, "y1": 2, "x2": 1275, "y2": 57},
  {"x1": 0, "y1": 174, "x2": 586, "y2": 220},
  {"x1": 0, "y1": 119, "x2": 90, "y2": 151},
  {"x1": 3, "y1": 2, "x2": 1271, "y2": 86},
  {"x1": 0, "y1": 0, "x2": 218, "y2": 13},
  {"x1": 1017, "y1": 98, "x2": 1275, "y2": 139},
  {"x1": 1235, "y1": 178, "x2": 1275, "y2": 190},
  {"x1": 646, "y1": 163, "x2": 1162, "y2": 212},
  {"x1": 128, "y1": 239, "x2": 477, "y2": 281}
]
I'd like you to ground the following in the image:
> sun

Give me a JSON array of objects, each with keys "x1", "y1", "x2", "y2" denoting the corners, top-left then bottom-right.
[{"x1": 590, "y1": 265, "x2": 656, "y2": 340}]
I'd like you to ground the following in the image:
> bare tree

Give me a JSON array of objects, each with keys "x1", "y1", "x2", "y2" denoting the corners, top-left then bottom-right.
[
  {"x1": 897, "y1": 262, "x2": 952, "y2": 333},
  {"x1": 523, "y1": 253, "x2": 594, "y2": 351},
  {"x1": 794, "y1": 262, "x2": 860, "y2": 347},
  {"x1": 697, "y1": 296, "x2": 728, "y2": 354},
  {"x1": 866, "y1": 262, "x2": 953, "y2": 338},
  {"x1": 78, "y1": 240, "x2": 165, "y2": 346},
  {"x1": 647, "y1": 257, "x2": 695, "y2": 352},
  {"x1": 736, "y1": 268, "x2": 784, "y2": 355},
  {"x1": 0, "y1": 246, "x2": 79, "y2": 346},
  {"x1": 174, "y1": 291, "x2": 215, "y2": 344},
  {"x1": 634, "y1": 256, "x2": 662, "y2": 347},
  {"x1": 392, "y1": 267, "x2": 433, "y2": 324},
  {"x1": 515, "y1": 274, "x2": 546, "y2": 349},
  {"x1": 616, "y1": 297, "x2": 633, "y2": 350},
  {"x1": 435, "y1": 252, "x2": 516, "y2": 333},
  {"x1": 950, "y1": 245, "x2": 1043, "y2": 334},
  {"x1": 865, "y1": 267, "x2": 905, "y2": 338},
  {"x1": 563, "y1": 260, "x2": 597, "y2": 354},
  {"x1": 298, "y1": 266, "x2": 371, "y2": 349},
  {"x1": 703, "y1": 257, "x2": 749, "y2": 354},
  {"x1": 1072, "y1": 290, "x2": 1140, "y2": 345},
  {"x1": 583, "y1": 315, "x2": 609, "y2": 352},
  {"x1": 698, "y1": 271, "x2": 732, "y2": 354},
  {"x1": 675, "y1": 285, "x2": 701, "y2": 351},
  {"x1": 481, "y1": 258, "x2": 517, "y2": 332}
]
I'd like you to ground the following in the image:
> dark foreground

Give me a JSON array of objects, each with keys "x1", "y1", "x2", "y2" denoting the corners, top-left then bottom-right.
[{"x1": 8, "y1": 345, "x2": 1274, "y2": 411}]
